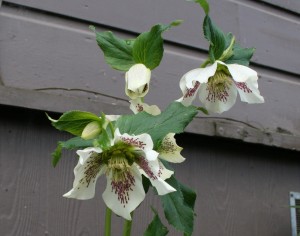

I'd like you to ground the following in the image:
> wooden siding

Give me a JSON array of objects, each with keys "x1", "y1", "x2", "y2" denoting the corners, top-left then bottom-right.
[
  {"x1": 0, "y1": 105, "x2": 299, "y2": 236},
  {"x1": 1, "y1": 2, "x2": 300, "y2": 150}
]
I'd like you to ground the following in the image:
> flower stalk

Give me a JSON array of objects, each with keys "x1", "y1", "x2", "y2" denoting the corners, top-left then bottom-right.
[
  {"x1": 122, "y1": 213, "x2": 133, "y2": 236},
  {"x1": 105, "y1": 207, "x2": 112, "y2": 236}
]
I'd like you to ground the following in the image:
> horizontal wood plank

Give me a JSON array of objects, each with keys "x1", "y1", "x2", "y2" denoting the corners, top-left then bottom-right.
[
  {"x1": 2, "y1": 0, "x2": 300, "y2": 74},
  {"x1": 0, "y1": 5, "x2": 300, "y2": 150},
  {"x1": 1, "y1": 106, "x2": 299, "y2": 235},
  {"x1": 259, "y1": 0, "x2": 300, "y2": 14}
]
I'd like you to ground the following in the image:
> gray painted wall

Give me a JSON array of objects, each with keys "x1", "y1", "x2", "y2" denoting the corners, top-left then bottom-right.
[
  {"x1": 0, "y1": 105, "x2": 299, "y2": 236},
  {"x1": 0, "y1": 1, "x2": 299, "y2": 235},
  {"x1": 0, "y1": 1, "x2": 300, "y2": 150}
]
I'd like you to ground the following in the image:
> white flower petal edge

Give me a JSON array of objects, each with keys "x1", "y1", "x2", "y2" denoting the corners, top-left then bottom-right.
[
  {"x1": 129, "y1": 98, "x2": 161, "y2": 115},
  {"x1": 125, "y1": 64, "x2": 151, "y2": 99},
  {"x1": 102, "y1": 165, "x2": 145, "y2": 220},
  {"x1": 177, "y1": 63, "x2": 217, "y2": 106},
  {"x1": 158, "y1": 133, "x2": 185, "y2": 163},
  {"x1": 114, "y1": 128, "x2": 155, "y2": 153},
  {"x1": 63, "y1": 147, "x2": 104, "y2": 200},
  {"x1": 137, "y1": 157, "x2": 176, "y2": 195}
]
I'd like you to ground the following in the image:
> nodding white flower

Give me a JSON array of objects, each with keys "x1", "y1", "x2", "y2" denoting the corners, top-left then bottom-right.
[
  {"x1": 63, "y1": 128, "x2": 175, "y2": 220},
  {"x1": 129, "y1": 98, "x2": 161, "y2": 115},
  {"x1": 125, "y1": 64, "x2": 151, "y2": 99},
  {"x1": 177, "y1": 61, "x2": 264, "y2": 113},
  {"x1": 158, "y1": 133, "x2": 185, "y2": 163}
]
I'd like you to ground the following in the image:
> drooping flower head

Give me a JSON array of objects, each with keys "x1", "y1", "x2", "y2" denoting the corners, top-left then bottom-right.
[
  {"x1": 125, "y1": 64, "x2": 151, "y2": 99},
  {"x1": 177, "y1": 61, "x2": 264, "y2": 113},
  {"x1": 63, "y1": 128, "x2": 175, "y2": 220},
  {"x1": 129, "y1": 98, "x2": 161, "y2": 115}
]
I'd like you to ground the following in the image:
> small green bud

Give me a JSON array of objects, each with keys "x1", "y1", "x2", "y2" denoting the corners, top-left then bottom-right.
[{"x1": 81, "y1": 121, "x2": 102, "y2": 140}]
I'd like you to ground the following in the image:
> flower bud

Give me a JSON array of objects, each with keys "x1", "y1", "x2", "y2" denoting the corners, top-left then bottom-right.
[
  {"x1": 125, "y1": 64, "x2": 151, "y2": 99},
  {"x1": 81, "y1": 121, "x2": 102, "y2": 140}
]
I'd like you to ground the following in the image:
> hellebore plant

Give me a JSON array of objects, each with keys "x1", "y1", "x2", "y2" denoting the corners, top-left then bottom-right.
[{"x1": 48, "y1": 0, "x2": 264, "y2": 235}]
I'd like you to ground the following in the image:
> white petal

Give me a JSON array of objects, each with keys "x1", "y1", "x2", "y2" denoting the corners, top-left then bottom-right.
[
  {"x1": 199, "y1": 82, "x2": 238, "y2": 113},
  {"x1": 114, "y1": 129, "x2": 155, "y2": 152},
  {"x1": 76, "y1": 147, "x2": 102, "y2": 165},
  {"x1": 63, "y1": 155, "x2": 105, "y2": 200},
  {"x1": 177, "y1": 81, "x2": 201, "y2": 107},
  {"x1": 158, "y1": 161, "x2": 174, "y2": 180},
  {"x1": 102, "y1": 165, "x2": 145, "y2": 220},
  {"x1": 158, "y1": 133, "x2": 185, "y2": 163},
  {"x1": 226, "y1": 64, "x2": 258, "y2": 82},
  {"x1": 129, "y1": 98, "x2": 161, "y2": 115},
  {"x1": 185, "y1": 62, "x2": 218, "y2": 87},
  {"x1": 125, "y1": 64, "x2": 151, "y2": 99},
  {"x1": 137, "y1": 157, "x2": 176, "y2": 195},
  {"x1": 235, "y1": 77, "x2": 264, "y2": 103}
]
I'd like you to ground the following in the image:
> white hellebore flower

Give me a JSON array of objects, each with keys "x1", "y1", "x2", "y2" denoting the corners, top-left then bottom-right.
[
  {"x1": 63, "y1": 128, "x2": 175, "y2": 220},
  {"x1": 129, "y1": 98, "x2": 161, "y2": 116},
  {"x1": 125, "y1": 64, "x2": 151, "y2": 99},
  {"x1": 177, "y1": 61, "x2": 264, "y2": 113}
]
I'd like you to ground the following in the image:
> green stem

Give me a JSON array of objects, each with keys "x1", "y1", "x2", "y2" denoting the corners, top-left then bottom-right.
[
  {"x1": 104, "y1": 207, "x2": 112, "y2": 236},
  {"x1": 122, "y1": 213, "x2": 133, "y2": 236},
  {"x1": 200, "y1": 58, "x2": 210, "y2": 68},
  {"x1": 108, "y1": 122, "x2": 115, "y2": 138}
]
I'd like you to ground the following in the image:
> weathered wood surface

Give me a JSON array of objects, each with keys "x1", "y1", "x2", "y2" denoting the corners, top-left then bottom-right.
[
  {"x1": 0, "y1": 105, "x2": 299, "y2": 236},
  {"x1": 1, "y1": 4, "x2": 299, "y2": 151},
  {"x1": 260, "y1": 0, "x2": 300, "y2": 14},
  {"x1": 3, "y1": 0, "x2": 300, "y2": 74}
]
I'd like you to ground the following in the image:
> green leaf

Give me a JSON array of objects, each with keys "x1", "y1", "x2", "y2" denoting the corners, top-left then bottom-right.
[
  {"x1": 203, "y1": 15, "x2": 226, "y2": 62},
  {"x1": 47, "y1": 111, "x2": 101, "y2": 136},
  {"x1": 132, "y1": 21, "x2": 180, "y2": 70},
  {"x1": 51, "y1": 137, "x2": 93, "y2": 167},
  {"x1": 160, "y1": 176, "x2": 196, "y2": 235},
  {"x1": 116, "y1": 102, "x2": 198, "y2": 149},
  {"x1": 51, "y1": 142, "x2": 63, "y2": 167},
  {"x1": 224, "y1": 42, "x2": 255, "y2": 66},
  {"x1": 91, "y1": 26, "x2": 136, "y2": 71},
  {"x1": 144, "y1": 209, "x2": 169, "y2": 236},
  {"x1": 188, "y1": 0, "x2": 210, "y2": 15}
]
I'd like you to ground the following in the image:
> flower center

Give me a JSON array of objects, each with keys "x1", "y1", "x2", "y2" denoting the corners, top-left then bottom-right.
[
  {"x1": 206, "y1": 71, "x2": 232, "y2": 102},
  {"x1": 102, "y1": 142, "x2": 138, "y2": 182}
]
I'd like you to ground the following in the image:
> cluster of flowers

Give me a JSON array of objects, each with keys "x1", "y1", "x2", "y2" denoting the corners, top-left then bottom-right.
[
  {"x1": 49, "y1": 3, "x2": 265, "y2": 232},
  {"x1": 63, "y1": 59, "x2": 264, "y2": 220}
]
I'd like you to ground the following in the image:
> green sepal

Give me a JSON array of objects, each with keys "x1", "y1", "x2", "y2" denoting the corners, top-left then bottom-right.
[
  {"x1": 47, "y1": 111, "x2": 101, "y2": 136},
  {"x1": 116, "y1": 102, "x2": 198, "y2": 149},
  {"x1": 160, "y1": 176, "x2": 196, "y2": 235},
  {"x1": 144, "y1": 208, "x2": 169, "y2": 236},
  {"x1": 132, "y1": 21, "x2": 181, "y2": 70},
  {"x1": 223, "y1": 33, "x2": 255, "y2": 66},
  {"x1": 90, "y1": 26, "x2": 135, "y2": 71},
  {"x1": 51, "y1": 137, "x2": 93, "y2": 167},
  {"x1": 93, "y1": 129, "x2": 111, "y2": 151}
]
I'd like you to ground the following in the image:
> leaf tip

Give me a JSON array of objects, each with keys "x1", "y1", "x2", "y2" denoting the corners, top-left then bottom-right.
[{"x1": 89, "y1": 25, "x2": 96, "y2": 33}]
